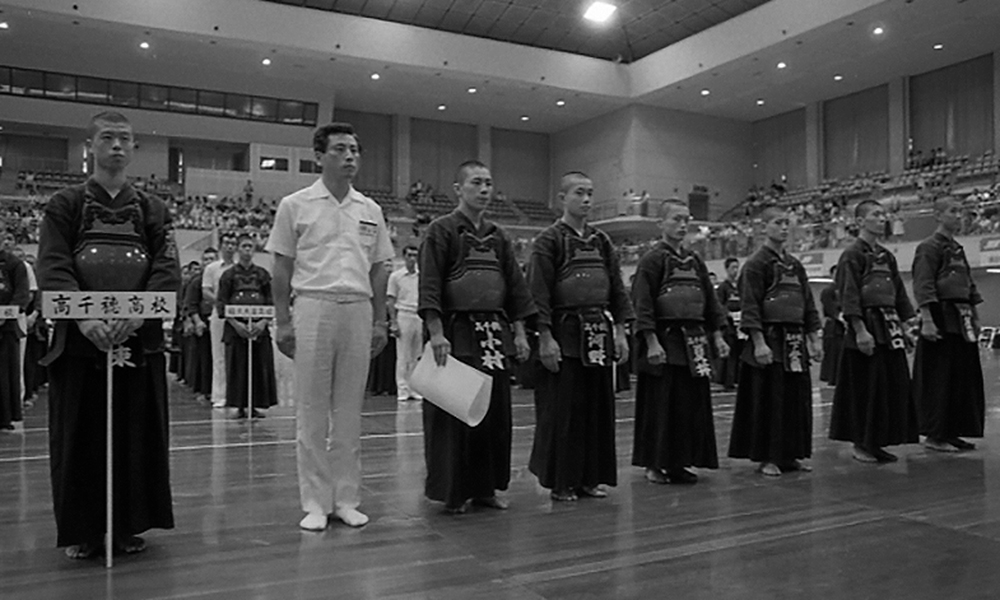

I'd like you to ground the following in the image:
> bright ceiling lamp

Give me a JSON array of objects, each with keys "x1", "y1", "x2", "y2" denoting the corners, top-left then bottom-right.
[{"x1": 584, "y1": 2, "x2": 617, "y2": 23}]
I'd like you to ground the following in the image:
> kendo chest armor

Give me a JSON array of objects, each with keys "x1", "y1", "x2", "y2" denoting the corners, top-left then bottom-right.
[
  {"x1": 723, "y1": 282, "x2": 741, "y2": 312},
  {"x1": 443, "y1": 231, "x2": 507, "y2": 312},
  {"x1": 552, "y1": 232, "x2": 610, "y2": 310},
  {"x1": 229, "y1": 269, "x2": 266, "y2": 305},
  {"x1": 655, "y1": 252, "x2": 705, "y2": 321},
  {"x1": 73, "y1": 190, "x2": 150, "y2": 291},
  {"x1": 936, "y1": 244, "x2": 972, "y2": 301},
  {"x1": 761, "y1": 260, "x2": 805, "y2": 324},
  {"x1": 860, "y1": 248, "x2": 895, "y2": 308},
  {"x1": 0, "y1": 253, "x2": 13, "y2": 304}
]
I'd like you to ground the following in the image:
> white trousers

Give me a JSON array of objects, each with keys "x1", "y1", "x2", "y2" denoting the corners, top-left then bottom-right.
[
  {"x1": 295, "y1": 297, "x2": 372, "y2": 515},
  {"x1": 209, "y1": 313, "x2": 227, "y2": 405},
  {"x1": 394, "y1": 311, "x2": 423, "y2": 400}
]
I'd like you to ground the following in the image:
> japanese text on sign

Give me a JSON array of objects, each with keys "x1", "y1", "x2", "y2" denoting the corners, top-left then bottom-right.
[
  {"x1": 0, "y1": 306, "x2": 19, "y2": 319},
  {"x1": 224, "y1": 305, "x2": 276, "y2": 318},
  {"x1": 41, "y1": 291, "x2": 176, "y2": 320}
]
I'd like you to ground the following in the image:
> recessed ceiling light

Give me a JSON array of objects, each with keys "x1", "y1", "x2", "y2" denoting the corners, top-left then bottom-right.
[
  {"x1": 834, "y1": 74, "x2": 844, "y2": 81},
  {"x1": 756, "y1": 99, "x2": 765, "y2": 106},
  {"x1": 777, "y1": 61, "x2": 787, "y2": 69},
  {"x1": 0, "y1": 22, "x2": 8, "y2": 30},
  {"x1": 261, "y1": 58, "x2": 272, "y2": 66},
  {"x1": 370, "y1": 73, "x2": 380, "y2": 80},
  {"x1": 988, "y1": 268, "x2": 1000, "y2": 274},
  {"x1": 700, "y1": 89, "x2": 711, "y2": 96},
  {"x1": 437, "y1": 104, "x2": 446, "y2": 111},
  {"x1": 556, "y1": 99, "x2": 566, "y2": 107},
  {"x1": 584, "y1": 2, "x2": 617, "y2": 23},
  {"x1": 933, "y1": 43, "x2": 944, "y2": 50},
  {"x1": 872, "y1": 26, "x2": 885, "y2": 36},
  {"x1": 520, "y1": 115, "x2": 530, "y2": 121},
  {"x1": 139, "y1": 41, "x2": 150, "y2": 50},
  {"x1": 467, "y1": 87, "x2": 477, "y2": 94}
]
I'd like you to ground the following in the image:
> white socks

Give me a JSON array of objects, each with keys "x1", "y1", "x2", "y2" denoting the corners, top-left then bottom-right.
[
  {"x1": 299, "y1": 508, "x2": 369, "y2": 531},
  {"x1": 299, "y1": 513, "x2": 328, "y2": 532}
]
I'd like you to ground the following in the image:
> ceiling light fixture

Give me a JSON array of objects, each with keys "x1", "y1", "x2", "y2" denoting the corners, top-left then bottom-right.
[
  {"x1": 261, "y1": 58, "x2": 272, "y2": 66},
  {"x1": 139, "y1": 41, "x2": 150, "y2": 49},
  {"x1": 987, "y1": 268, "x2": 1000, "y2": 274},
  {"x1": 777, "y1": 61, "x2": 787, "y2": 69},
  {"x1": 756, "y1": 99, "x2": 765, "y2": 106},
  {"x1": 933, "y1": 43, "x2": 944, "y2": 50},
  {"x1": 556, "y1": 99, "x2": 566, "y2": 107},
  {"x1": 872, "y1": 26, "x2": 885, "y2": 36},
  {"x1": 437, "y1": 104, "x2": 446, "y2": 111},
  {"x1": 583, "y1": 2, "x2": 617, "y2": 23},
  {"x1": 834, "y1": 74, "x2": 844, "y2": 81},
  {"x1": 520, "y1": 115, "x2": 530, "y2": 121},
  {"x1": 0, "y1": 22, "x2": 8, "y2": 30},
  {"x1": 467, "y1": 87, "x2": 477, "y2": 93},
  {"x1": 370, "y1": 73, "x2": 380, "y2": 80},
  {"x1": 701, "y1": 89, "x2": 710, "y2": 96}
]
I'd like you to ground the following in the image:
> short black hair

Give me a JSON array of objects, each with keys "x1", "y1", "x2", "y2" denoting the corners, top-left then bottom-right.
[
  {"x1": 220, "y1": 232, "x2": 238, "y2": 243},
  {"x1": 203, "y1": 247, "x2": 218, "y2": 255},
  {"x1": 88, "y1": 111, "x2": 131, "y2": 139},
  {"x1": 403, "y1": 244, "x2": 419, "y2": 255},
  {"x1": 656, "y1": 198, "x2": 687, "y2": 220},
  {"x1": 236, "y1": 233, "x2": 255, "y2": 246},
  {"x1": 313, "y1": 122, "x2": 361, "y2": 154},
  {"x1": 854, "y1": 199, "x2": 882, "y2": 220},
  {"x1": 559, "y1": 171, "x2": 591, "y2": 194},
  {"x1": 724, "y1": 257, "x2": 739, "y2": 268},
  {"x1": 455, "y1": 159, "x2": 488, "y2": 184}
]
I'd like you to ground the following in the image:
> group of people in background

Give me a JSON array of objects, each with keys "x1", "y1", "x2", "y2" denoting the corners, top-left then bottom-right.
[{"x1": 4, "y1": 113, "x2": 989, "y2": 564}]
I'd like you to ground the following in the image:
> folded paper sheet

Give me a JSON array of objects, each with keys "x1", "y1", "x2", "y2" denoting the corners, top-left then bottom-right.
[{"x1": 410, "y1": 344, "x2": 492, "y2": 427}]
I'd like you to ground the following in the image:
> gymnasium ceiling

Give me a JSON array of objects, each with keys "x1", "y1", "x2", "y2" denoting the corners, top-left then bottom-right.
[
  {"x1": 0, "y1": 0, "x2": 999, "y2": 134},
  {"x1": 258, "y1": 0, "x2": 772, "y2": 63}
]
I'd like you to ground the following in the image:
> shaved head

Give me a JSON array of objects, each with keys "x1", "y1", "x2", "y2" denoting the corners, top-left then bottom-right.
[
  {"x1": 657, "y1": 198, "x2": 687, "y2": 220},
  {"x1": 559, "y1": 171, "x2": 591, "y2": 194},
  {"x1": 933, "y1": 195, "x2": 960, "y2": 215},
  {"x1": 854, "y1": 199, "x2": 882, "y2": 220},
  {"x1": 759, "y1": 205, "x2": 787, "y2": 223}
]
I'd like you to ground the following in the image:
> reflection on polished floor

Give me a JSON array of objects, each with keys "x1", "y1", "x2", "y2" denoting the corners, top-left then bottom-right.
[{"x1": 2, "y1": 351, "x2": 1000, "y2": 599}]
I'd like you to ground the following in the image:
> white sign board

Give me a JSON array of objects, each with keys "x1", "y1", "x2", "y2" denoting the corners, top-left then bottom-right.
[
  {"x1": 224, "y1": 305, "x2": 275, "y2": 318},
  {"x1": 41, "y1": 291, "x2": 176, "y2": 320}
]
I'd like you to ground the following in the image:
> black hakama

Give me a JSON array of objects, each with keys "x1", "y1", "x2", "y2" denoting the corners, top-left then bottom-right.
[
  {"x1": 529, "y1": 359, "x2": 617, "y2": 490},
  {"x1": 912, "y1": 335, "x2": 985, "y2": 439},
  {"x1": 728, "y1": 359, "x2": 813, "y2": 462},
  {"x1": 819, "y1": 320, "x2": 844, "y2": 384},
  {"x1": 224, "y1": 332, "x2": 278, "y2": 409},
  {"x1": 829, "y1": 347, "x2": 918, "y2": 448},
  {"x1": 48, "y1": 351, "x2": 174, "y2": 546},
  {"x1": 422, "y1": 368, "x2": 512, "y2": 505},
  {"x1": 366, "y1": 335, "x2": 397, "y2": 396},
  {"x1": 633, "y1": 363, "x2": 718, "y2": 471},
  {"x1": 184, "y1": 331, "x2": 213, "y2": 395},
  {"x1": 0, "y1": 332, "x2": 22, "y2": 428}
]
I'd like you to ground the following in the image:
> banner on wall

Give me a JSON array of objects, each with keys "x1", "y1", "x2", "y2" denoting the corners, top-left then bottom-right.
[
  {"x1": 980, "y1": 237, "x2": 1000, "y2": 267},
  {"x1": 797, "y1": 252, "x2": 826, "y2": 278}
]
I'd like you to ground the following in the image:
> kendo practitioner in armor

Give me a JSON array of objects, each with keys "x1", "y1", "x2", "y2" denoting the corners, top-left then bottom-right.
[
  {"x1": 829, "y1": 200, "x2": 918, "y2": 463},
  {"x1": 715, "y1": 257, "x2": 743, "y2": 391},
  {"x1": 911, "y1": 196, "x2": 985, "y2": 453},
  {"x1": 217, "y1": 234, "x2": 277, "y2": 418},
  {"x1": 632, "y1": 200, "x2": 728, "y2": 485},
  {"x1": 183, "y1": 248, "x2": 216, "y2": 402},
  {"x1": 0, "y1": 243, "x2": 30, "y2": 431},
  {"x1": 37, "y1": 111, "x2": 180, "y2": 559},
  {"x1": 418, "y1": 160, "x2": 536, "y2": 514},
  {"x1": 818, "y1": 265, "x2": 844, "y2": 386},
  {"x1": 728, "y1": 206, "x2": 822, "y2": 477},
  {"x1": 527, "y1": 172, "x2": 632, "y2": 502}
]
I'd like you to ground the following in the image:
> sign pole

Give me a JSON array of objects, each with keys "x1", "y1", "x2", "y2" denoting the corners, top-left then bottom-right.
[
  {"x1": 105, "y1": 348, "x2": 114, "y2": 569},
  {"x1": 247, "y1": 317, "x2": 253, "y2": 437},
  {"x1": 41, "y1": 291, "x2": 177, "y2": 570}
]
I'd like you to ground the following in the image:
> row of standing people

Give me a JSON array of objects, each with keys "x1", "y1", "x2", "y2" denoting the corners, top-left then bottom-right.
[
  {"x1": 35, "y1": 114, "x2": 987, "y2": 564},
  {"x1": 174, "y1": 233, "x2": 278, "y2": 419}
]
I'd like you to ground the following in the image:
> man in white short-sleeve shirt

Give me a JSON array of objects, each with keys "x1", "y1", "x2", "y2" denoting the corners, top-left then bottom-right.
[
  {"x1": 387, "y1": 245, "x2": 421, "y2": 401},
  {"x1": 266, "y1": 122, "x2": 393, "y2": 532},
  {"x1": 201, "y1": 233, "x2": 236, "y2": 407}
]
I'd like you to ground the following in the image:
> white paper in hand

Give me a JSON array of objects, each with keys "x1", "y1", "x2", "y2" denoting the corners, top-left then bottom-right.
[{"x1": 410, "y1": 343, "x2": 492, "y2": 427}]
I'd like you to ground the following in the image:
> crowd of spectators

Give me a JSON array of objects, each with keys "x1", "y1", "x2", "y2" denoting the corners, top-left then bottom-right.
[{"x1": 168, "y1": 195, "x2": 276, "y2": 250}]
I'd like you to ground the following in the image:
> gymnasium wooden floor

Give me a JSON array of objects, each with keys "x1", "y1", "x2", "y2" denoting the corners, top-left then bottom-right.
[{"x1": 2, "y1": 353, "x2": 1000, "y2": 600}]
